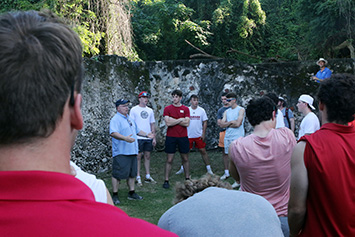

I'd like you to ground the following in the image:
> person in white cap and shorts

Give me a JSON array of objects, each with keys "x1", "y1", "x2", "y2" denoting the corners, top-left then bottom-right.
[
  {"x1": 312, "y1": 58, "x2": 332, "y2": 83},
  {"x1": 296, "y1": 94, "x2": 320, "y2": 140}
]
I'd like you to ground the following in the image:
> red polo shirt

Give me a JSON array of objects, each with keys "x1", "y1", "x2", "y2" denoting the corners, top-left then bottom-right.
[{"x1": 0, "y1": 171, "x2": 176, "y2": 236}]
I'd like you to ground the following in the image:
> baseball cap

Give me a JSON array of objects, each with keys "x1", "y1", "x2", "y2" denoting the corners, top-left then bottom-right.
[
  {"x1": 115, "y1": 99, "x2": 130, "y2": 107},
  {"x1": 298, "y1": 94, "x2": 315, "y2": 110},
  {"x1": 278, "y1": 96, "x2": 285, "y2": 101},
  {"x1": 138, "y1": 91, "x2": 149, "y2": 98}
]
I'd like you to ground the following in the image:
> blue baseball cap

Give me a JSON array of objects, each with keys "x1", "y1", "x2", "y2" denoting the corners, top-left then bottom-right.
[{"x1": 115, "y1": 99, "x2": 129, "y2": 107}]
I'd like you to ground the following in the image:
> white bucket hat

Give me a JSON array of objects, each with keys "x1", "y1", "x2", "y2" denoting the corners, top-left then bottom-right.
[
  {"x1": 298, "y1": 94, "x2": 315, "y2": 110},
  {"x1": 317, "y1": 58, "x2": 328, "y2": 65}
]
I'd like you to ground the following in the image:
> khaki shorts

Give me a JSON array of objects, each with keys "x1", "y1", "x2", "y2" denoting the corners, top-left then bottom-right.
[{"x1": 218, "y1": 131, "x2": 226, "y2": 148}]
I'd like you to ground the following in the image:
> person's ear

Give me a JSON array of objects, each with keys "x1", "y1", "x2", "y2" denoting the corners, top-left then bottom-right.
[
  {"x1": 272, "y1": 110, "x2": 276, "y2": 120},
  {"x1": 319, "y1": 101, "x2": 325, "y2": 111},
  {"x1": 70, "y1": 93, "x2": 83, "y2": 130}
]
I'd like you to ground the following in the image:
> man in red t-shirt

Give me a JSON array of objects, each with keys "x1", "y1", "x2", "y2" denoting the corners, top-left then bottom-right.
[
  {"x1": 0, "y1": 10, "x2": 175, "y2": 236},
  {"x1": 288, "y1": 74, "x2": 355, "y2": 236},
  {"x1": 163, "y1": 89, "x2": 190, "y2": 188}
]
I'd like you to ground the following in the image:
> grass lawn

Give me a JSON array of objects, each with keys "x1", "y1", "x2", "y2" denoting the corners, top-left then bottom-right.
[{"x1": 99, "y1": 149, "x2": 236, "y2": 224}]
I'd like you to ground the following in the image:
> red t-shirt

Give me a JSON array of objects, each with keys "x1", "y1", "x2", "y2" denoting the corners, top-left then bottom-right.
[
  {"x1": 163, "y1": 104, "x2": 190, "y2": 137},
  {"x1": 299, "y1": 123, "x2": 355, "y2": 236},
  {"x1": 0, "y1": 171, "x2": 177, "y2": 236}
]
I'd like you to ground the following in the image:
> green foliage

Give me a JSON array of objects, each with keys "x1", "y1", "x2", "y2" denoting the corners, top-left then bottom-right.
[
  {"x1": 132, "y1": 0, "x2": 212, "y2": 60},
  {"x1": 0, "y1": 0, "x2": 106, "y2": 57},
  {"x1": 132, "y1": 0, "x2": 267, "y2": 62}
]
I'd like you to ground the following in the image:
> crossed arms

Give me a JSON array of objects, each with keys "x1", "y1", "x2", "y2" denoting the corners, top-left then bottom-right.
[
  {"x1": 164, "y1": 116, "x2": 190, "y2": 127},
  {"x1": 219, "y1": 108, "x2": 245, "y2": 128}
]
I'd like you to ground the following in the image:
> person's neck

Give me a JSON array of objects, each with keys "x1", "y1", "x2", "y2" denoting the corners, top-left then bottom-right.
[
  {"x1": 231, "y1": 103, "x2": 238, "y2": 109},
  {"x1": 138, "y1": 103, "x2": 146, "y2": 108},
  {"x1": 302, "y1": 109, "x2": 311, "y2": 116},
  {"x1": 0, "y1": 134, "x2": 71, "y2": 173},
  {"x1": 191, "y1": 105, "x2": 197, "y2": 110},
  {"x1": 173, "y1": 103, "x2": 181, "y2": 107},
  {"x1": 253, "y1": 120, "x2": 274, "y2": 138}
]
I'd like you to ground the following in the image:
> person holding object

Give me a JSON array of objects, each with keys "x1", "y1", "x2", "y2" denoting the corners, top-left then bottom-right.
[
  {"x1": 110, "y1": 99, "x2": 154, "y2": 204},
  {"x1": 312, "y1": 58, "x2": 332, "y2": 83}
]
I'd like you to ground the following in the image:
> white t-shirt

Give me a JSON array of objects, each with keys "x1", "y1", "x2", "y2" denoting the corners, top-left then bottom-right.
[
  {"x1": 276, "y1": 109, "x2": 285, "y2": 128},
  {"x1": 298, "y1": 112, "x2": 320, "y2": 140},
  {"x1": 187, "y1": 106, "x2": 208, "y2": 138},
  {"x1": 70, "y1": 161, "x2": 107, "y2": 203},
  {"x1": 129, "y1": 105, "x2": 155, "y2": 139}
]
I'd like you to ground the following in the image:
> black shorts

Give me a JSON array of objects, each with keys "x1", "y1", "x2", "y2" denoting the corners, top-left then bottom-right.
[
  {"x1": 138, "y1": 139, "x2": 153, "y2": 153},
  {"x1": 165, "y1": 136, "x2": 189, "y2": 154},
  {"x1": 112, "y1": 155, "x2": 137, "y2": 180}
]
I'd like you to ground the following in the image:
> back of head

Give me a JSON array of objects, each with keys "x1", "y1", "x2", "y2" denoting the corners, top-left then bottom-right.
[
  {"x1": 0, "y1": 10, "x2": 83, "y2": 145},
  {"x1": 264, "y1": 92, "x2": 278, "y2": 106},
  {"x1": 174, "y1": 175, "x2": 232, "y2": 204},
  {"x1": 247, "y1": 97, "x2": 276, "y2": 126},
  {"x1": 317, "y1": 74, "x2": 355, "y2": 124}
]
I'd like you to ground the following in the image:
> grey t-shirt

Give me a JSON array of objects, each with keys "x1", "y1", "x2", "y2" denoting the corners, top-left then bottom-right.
[
  {"x1": 281, "y1": 108, "x2": 294, "y2": 129},
  {"x1": 158, "y1": 187, "x2": 283, "y2": 237}
]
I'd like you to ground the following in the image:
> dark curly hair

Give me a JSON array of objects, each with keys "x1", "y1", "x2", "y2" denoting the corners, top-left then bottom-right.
[
  {"x1": 246, "y1": 97, "x2": 277, "y2": 126},
  {"x1": 317, "y1": 74, "x2": 355, "y2": 123}
]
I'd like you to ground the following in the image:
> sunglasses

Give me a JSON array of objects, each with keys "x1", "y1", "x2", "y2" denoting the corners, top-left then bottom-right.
[{"x1": 226, "y1": 98, "x2": 235, "y2": 102}]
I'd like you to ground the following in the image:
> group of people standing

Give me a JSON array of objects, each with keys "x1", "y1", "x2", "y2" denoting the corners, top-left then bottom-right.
[{"x1": 0, "y1": 9, "x2": 354, "y2": 237}]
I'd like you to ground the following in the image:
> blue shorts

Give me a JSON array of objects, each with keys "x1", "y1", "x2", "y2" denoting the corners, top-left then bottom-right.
[
  {"x1": 138, "y1": 139, "x2": 153, "y2": 153},
  {"x1": 112, "y1": 155, "x2": 137, "y2": 180},
  {"x1": 165, "y1": 136, "x2": 189, "y2": 154}
]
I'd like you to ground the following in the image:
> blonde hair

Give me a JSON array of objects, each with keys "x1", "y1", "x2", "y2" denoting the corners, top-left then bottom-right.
[{"x1": 174, "y1": 175, "x2": 232, "y2": 204}]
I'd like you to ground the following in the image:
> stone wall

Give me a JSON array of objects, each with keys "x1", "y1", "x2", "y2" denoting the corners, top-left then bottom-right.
[{"x1": 72, "y1": 56, "x2": 355, "y2": 172}]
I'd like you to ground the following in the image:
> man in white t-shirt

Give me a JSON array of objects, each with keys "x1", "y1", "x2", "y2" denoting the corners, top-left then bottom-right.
[
  {"x1": 129, "y1": 91, "x2": 156, "y2": 186},
  {"x1": 176, "y1": 95, "x2": 213, "y2": 175},
  {"x1": 296, "y1": 94, "x2": 320, "y2": 140}
]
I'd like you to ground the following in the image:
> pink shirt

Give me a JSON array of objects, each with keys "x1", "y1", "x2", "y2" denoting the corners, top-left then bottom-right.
[{"x1": 230, "y1": 127, "x2": 296, "y2": 216}]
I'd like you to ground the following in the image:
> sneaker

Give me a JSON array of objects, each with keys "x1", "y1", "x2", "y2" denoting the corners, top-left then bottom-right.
[
  {"x1": 144, "y1": 176, "x2": 157, "y2": 184},
  {"x1": 232, "y1": 181, "x2": 240, "y2": 189},
  {"x1": 136, "y1": 177, "x2": 143, "y2": 187},
  {"x1": 207, "y1": 170, "x2": 214, "y2": 175},
  {"x1": 175, "y1": 168, "x2": 184, "y2": 175},
  {"x1": 112, "y1": 195, "x2": 120, "y2": 205},
  {"x1": 220, "y1": 173, "x2": 230, "y2": 180},
  {"x1": 163, "y1": 181, "x2": 170, "y2": 189},
  {"x1": 127, "y1": 192, "x2": 143, "y2": 200}
]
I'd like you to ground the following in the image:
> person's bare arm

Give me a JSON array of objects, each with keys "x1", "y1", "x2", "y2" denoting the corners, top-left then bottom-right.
[
  {"x1": 288, "y1": 141, "x2": 309, "y2": 237},
  {"x1": 229, "y1": 108, "x2": 245, "y2": 128},
  {"x1": 110, "y1": 132, "x2": 134, "y2": 143},
  {"x1": 150, "y1": 122, "x2": 156, "y2": 146},
  {"x1": 137, "y1": 130, "x2": 154, "y2": 139},
  {"x1": 202, "y1": 120, "x2": 207, "y2": 141},
  {"x1": 106, "y1": 188, "x2": 114, "y2": 205},
  {"x1": 179, "y1": 117, "x2": 190, "y2": 127},
  {"x1": 219, "y1": 111, "x2": 232, "y2": 128},
  {"x1": 290, "y1": 117, "x2": 295, "y2": 133},
  {"x1": 164, "y1": 116, "x2": 182, "y2": 127},
  {"x1": 228, "y1": 145, "x2": 240, "y2": 182}
]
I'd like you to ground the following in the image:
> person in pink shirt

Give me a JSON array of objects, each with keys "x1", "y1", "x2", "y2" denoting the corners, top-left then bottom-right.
[{"x1": 229, "y1": 97, "x2": 296, "y2": 237}]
